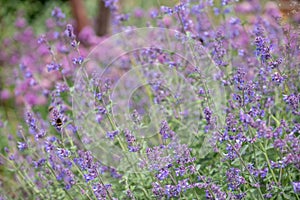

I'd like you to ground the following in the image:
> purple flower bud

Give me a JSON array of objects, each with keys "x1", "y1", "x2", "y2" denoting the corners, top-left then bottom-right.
[
  {"x1": 292, "y1": 182, "x2": 300, "y2": 193},
  {"x1": 106, "y1": 130, "x2": 119, "y2": 140},
  {"x1": 64, "y1": 24, "x2": 75, "y2": 40},
  {"x1": 84, "y1": 168, "x2": 98, "y2": 182},
  {"x1": 34, "y1": 158, "x2": 46, "y2": 168},
  {"x1": 156, "y1": 167, "x2": 169, "y2": 180},
  {"x1": 226, "y1": 168, "x2": 246, "y2": 190},
  {"x1": 4, "y1": 147, "x2": 9, "y2": 153},
  {"x1": 72, "y1": 56, "x2": 84, "y2": 65},
  {"x1": 9, "y1": 155, "x2": 15, "y2": 161},
  {"x1": 95, "y1": 92, "x2": 102, "y2": 101},
  {"x1": 19, "y1": 63, "x2": 27, "y2": 71},
  {"x1": 103, "y1": 0, "x2": 118, "y2": 11},
  {"x1": 17, "y1": 142, "x2": 28, "y2": 151},
  {"x1": 150, "y1": 9, "x2": 159, "y2": 18},
  {"x1": 46, "y1": 62, "x2": 62, "y2": 72},
  {"x1": 175, "y1": 166, "x2": 186, "y2": 176},
  {"x1": 51, "y1": 7, "x2": 65, "y2": 20},
  {"x1": 161, "y1": 6, "x2": 173, "y2": 15},
  {"x1": 271, "y1": 72, "x2": 285, "y2": 85},
  {"x1": 92, "y1": 183, "x2": 112, "y2": 199},
  {"x1": 56, "y1": 148, "x2": 70, "y2": 158},
  {"x1": 128, "y1": 145, "x2": 140, "y2": 152},
  {"x1": 159, "y1": 120, "x2": 175, "y2": 140}
]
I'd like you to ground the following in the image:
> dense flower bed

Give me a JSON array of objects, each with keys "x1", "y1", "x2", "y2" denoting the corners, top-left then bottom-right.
[{"x1": 0, "y1": 1, "x2": 299, "y2": 199}]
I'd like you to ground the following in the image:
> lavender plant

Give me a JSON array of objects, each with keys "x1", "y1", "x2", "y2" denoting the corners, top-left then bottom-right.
[{"x1": 0, "y1": 0, "x2": 300, "y2": 200}]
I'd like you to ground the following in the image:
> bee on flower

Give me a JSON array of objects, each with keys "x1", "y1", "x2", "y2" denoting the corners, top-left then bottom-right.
[{"x1": 48, "y1": 106, "x2": 64, "y2": 131}]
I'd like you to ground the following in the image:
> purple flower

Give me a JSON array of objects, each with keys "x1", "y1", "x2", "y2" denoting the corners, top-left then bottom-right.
[
  {"x1": 72, "y1": 56, "x2": 84, "y2": 65},
  {"x1": 110, "y1": 167, "x2": 122, "y2": 179},
  {"x1": 247, "y1": 163, "x2": 259, "y2": 177},
  {"x1": 259, "y1": 167, "x2": 268, "y2": 178},
  {"x1": 150, "y1": 9, "x2": 159, "y2": 18},
  {"x1": 15, "y1": 17, "x2": 26, "y2": 28},
  {"x1": 95, "y1": 114, "x2": 103, "y2": 124},
  {"x1": 188, "y1": 165, "x2": 196, "y2": 174},
  {"x1": 254, "y1": 35, "x2": 271, "y2": 63},
  {"x1": 34, "y1": 158, "x2": 46, "y2": 168},
  {"x1": 55, "y1": 82, "x2": 69, "y2": 94},
  {"x1": 50, "y1": 108, "x2": 64, "y2": 131},
  {"x1": 273, "y1": 139, "x2": 285, "y2": 150},
  {"x1": 271, "y1": 72, "x2": 285, "y2": 85},
  {"x1": 269, "y1": 58, "x2": 282, "y2": 69},
  {"x1": 56, "y1": 148, "x2": 70, "y2": 158},
  {"x1": 225, "y1": 113, "x2": 237, "y2": 132},
  {"x1": 4, "y1": 147, "x2": 9, "y2": 153},
  {"x1": 35, "y1": 129, "x2": 46, "y2": 140},
  {"x1": 156, "y1": 167, "x2": 170, "y2": 180},
  {"x1": 165, "y1": 184, "x2": 179, "y2": 198},
  {"x1": 177, "y1": 179, "x2": 191, "y2": 192},
  {"x1": 51, "y1": 7, "x2": 65, "y2": 20},
  {"x1": 46, "y1": 62, "x2": 62, "y2": 72},
  {"x1": 74, "y1": 150, "x2": 94, "y2": 170},
  {"x1": 115, "y1": 13, "x2": 130, "y2": 22},
  {"x1": 64, "y1": 24, "x2": 75, "y2": 40},
  {"x1": 25, "y1": 112, "x2": 39, "y2": 135},
  {"x1": 283, "y1": 94, "x2": 299, "y2": 114},
  {"x1": 233, "y1": 192, "x2": 247, "y2": 199},
  {"x1": 263, "y1": 193, "x2": 273, "y2": 199},
  {"x1": 106, "y1": 130, "x2": 119, "y2": 140},
  {"x1": 44, "y1": 141, "x2": 54, "y2": 153},
  {"x1": 292, "y1": 182, "x2": 300, "y2": 193},
  {"x1": 126, "y1": 189, "x2": 134, "y2": 198},
  {"x1": 225, "y1": 144, "x2": 238, "y2": 160},
  {"x1": 128, "y1": 145, "x2": 140, "y2": 152},
  {"x1": 174, "y1": 3, "x2": 186, "y2": 13},
  {"x1": 222, "y1": 0, "x2": 231, "y2": 6},
  {"x1": 95, "y1": 92, "x2": 103, "y2": 101},
  {"x1": 161, "y1": 6, "x2": 173, "y2": 15},
  {"x1": 212, "y1": 31, "x2": 227, "y2": 66},
  {"x1": 206, "y1": 183, "x2": 227, "y2": 200},
  {"x1": 175, "y1": 165, "x2": 186, "y2": 176},
  {"x1": 9, "y1": 155, "x2": 15, "y2": 161},
  {"x1": 103, "y1": 0, "x2": 118, "y2": 11},
  {"x1": 226, "y1": 168, "x2": 246, "y2": 190},
  {"x1": 84, "y1": 168, "x2": 98, "y2": 182},
  {"x1": 204, "y1": 107, "x2": 212, "y2": 124},
  {"x1": 131, "y1": 110, "x2": 141, "y2": 124},
  {"x1": 25, "y1": 71, "x2": 32, "y2": 78},
  {"x1": 174, "y1": 144, "x2": 195, "y2": 165},
  {"x1": 159, "y1": 120, "x2": 175, "y2": 140},
  {"x1": 17, "y1": 142, "x2": 28, "y2": 151},
  {"x1": 134, "y1": 8, "x2": 144, "y2": 18},
  {"x1": 152, "y1": 182, "x2": 164, "y2": 197}
]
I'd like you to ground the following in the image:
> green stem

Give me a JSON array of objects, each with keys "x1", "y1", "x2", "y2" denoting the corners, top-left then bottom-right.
[{"x1": 258, "y1": 143, "x2": 278, "y2": 185}]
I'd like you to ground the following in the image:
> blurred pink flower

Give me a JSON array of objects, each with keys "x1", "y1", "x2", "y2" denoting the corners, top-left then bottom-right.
[{"x1": 0, "y1": 89, "x2": 11, "y2": 100}]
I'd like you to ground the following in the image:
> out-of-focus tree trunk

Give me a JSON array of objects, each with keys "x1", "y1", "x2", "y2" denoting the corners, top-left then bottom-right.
[
  {"x1": 95, "y1": 0, "x2": 111, "y2": 36},
  {"x1": 278, "y1": 0, "x2": 300, "y2": 20},
  {"x1": 70, "y1": 0, "x2": 90, "y2": 34}
]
